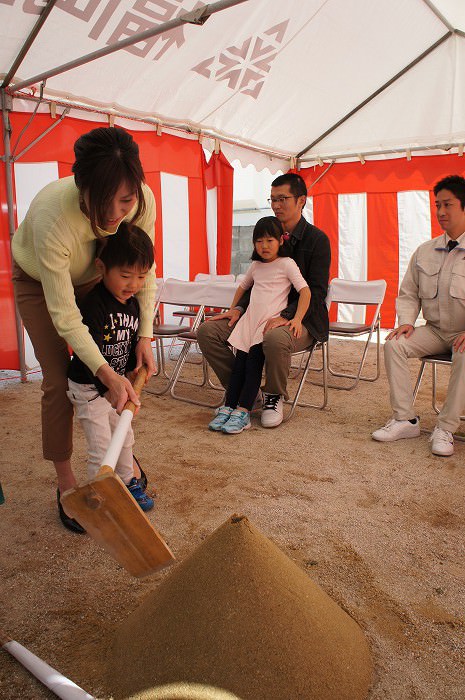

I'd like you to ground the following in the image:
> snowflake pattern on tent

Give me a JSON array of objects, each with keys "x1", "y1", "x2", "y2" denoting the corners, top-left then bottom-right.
[{"x1": 192, "y1": 20, "x2": 289, "y2": 99}]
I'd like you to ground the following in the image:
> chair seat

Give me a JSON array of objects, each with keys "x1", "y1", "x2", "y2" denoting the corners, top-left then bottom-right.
[
  {"x1": 421, "y1": 353, "x2": 452, "y2": 362},
  {"x1": 153, "y1": 324, "x2": 191, "y2": 336},
  {"x1": 329, "y1": 321, "x2": 372, "y2": 334},
  {"x1": 172, "y1": 309, "x2": 199, "y2": 318},
  {"x1": 177, "y1": 330, "x2": 198, "y2": 340}
]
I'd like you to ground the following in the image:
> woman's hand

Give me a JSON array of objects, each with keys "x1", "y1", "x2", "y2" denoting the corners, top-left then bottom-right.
[
  {"x1": 135, "y1": 337, "x2": 156, "y2": 378},
  {"x1": 96, "y1": 363, "x2": 140, "y2": 414}
]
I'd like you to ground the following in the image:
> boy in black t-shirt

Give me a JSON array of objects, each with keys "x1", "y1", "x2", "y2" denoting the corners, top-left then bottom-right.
[{"x1": 67, "y1": 223, "x2": 155, "y2": 512}]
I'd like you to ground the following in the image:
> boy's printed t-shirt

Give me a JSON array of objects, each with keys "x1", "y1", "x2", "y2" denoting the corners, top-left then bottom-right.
[{"x1": 68, "y1": 281, "x2": 139, "y2": 395}]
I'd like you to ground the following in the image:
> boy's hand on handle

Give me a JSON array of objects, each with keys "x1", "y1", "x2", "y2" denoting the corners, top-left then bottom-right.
[
  {"x1": 96, "y1": 364, "x2": 140, "y2": 414},
  {"x1": 208, "y1": 308, "x2": 241, "y2": 327},
  {"x1": 135, "y1": 337, "x2": 156, "y2": 377},
  {"x1": 287, "y1": 318, "x2": 302, "y2": 338}
]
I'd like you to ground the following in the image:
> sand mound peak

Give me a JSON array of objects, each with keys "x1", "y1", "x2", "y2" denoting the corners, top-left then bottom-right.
[{"x1": 107, "y1": 515, "x2": 372, "y2": 700}]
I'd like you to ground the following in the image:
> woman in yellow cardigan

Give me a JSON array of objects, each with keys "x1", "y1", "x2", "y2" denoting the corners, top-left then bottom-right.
[{"x1": 12, "y1": 126, "x2": 156, "y2": 532}]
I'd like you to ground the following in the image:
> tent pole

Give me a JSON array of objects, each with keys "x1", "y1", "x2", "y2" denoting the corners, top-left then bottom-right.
[
  {"x1": 297, "y1": 31, "x2": 452, "y2": 158},
  {"x1": 420, "y1": 0, "x2": 454, "y2": 31},
  {"x1": 1, "y1": 0, "x2": 58, "y2": 89},
  {"x1": 12, "y1": 108, "x2": 70, "y2": 162},
  {"x1": 8, "y1": 0, "x2": 248, "y2": 93},
  {"x1": 0, "y1": 89, "x2": 27, "y2": 381}
]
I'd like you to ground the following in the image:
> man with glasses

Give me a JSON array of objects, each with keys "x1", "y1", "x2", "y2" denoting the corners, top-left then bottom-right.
[{"x1": 197, "y1": 172, "x2": 331, "y2": 427}]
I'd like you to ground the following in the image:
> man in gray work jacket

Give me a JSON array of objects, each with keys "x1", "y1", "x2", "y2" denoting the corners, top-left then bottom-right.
[{"x1": 372, "y1": 175, "x2": 465, "y2": 456}]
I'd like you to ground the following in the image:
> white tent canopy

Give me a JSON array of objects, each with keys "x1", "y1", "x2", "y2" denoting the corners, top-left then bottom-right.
[{"x1": 1, "y1": 0, "x2": 465, "y2": 172}]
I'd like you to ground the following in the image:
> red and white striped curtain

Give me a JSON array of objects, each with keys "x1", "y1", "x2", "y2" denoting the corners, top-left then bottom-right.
[
  {"x1": 301, "y1": 155, "x2": 465, "y2": 328},
  {"x1": 0, "y1": 113, "x2": 233, "y2": 370}
]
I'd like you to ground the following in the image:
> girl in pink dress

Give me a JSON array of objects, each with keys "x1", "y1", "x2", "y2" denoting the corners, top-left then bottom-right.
[{"x1": 208, "y1": 217, "x2": 310, "y2": 434}]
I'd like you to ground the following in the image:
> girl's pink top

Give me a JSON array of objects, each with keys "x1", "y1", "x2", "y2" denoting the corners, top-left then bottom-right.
[{"x1": 228, "y1": 257, "x2": 307, "y2": 352}]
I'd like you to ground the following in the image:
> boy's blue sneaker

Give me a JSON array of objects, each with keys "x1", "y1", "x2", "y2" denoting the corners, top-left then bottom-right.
[
  {"x1": 209, "y1": 405, "x2": 233, "y2": 431},
  {"x1": 221, "y1": 409, "x2": 251, "y2": 434},
  {"x1": 126, "y1": 477, "x2": 154, "y2": 512}
]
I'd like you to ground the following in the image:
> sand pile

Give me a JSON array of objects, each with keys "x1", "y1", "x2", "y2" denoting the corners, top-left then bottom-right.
[{"x1": 107, "y1": 515, "x2": 372, "y2": 700}]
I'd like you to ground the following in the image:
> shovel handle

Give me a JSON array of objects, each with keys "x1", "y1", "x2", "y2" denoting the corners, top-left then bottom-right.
[
  {"x1": 98, "y1": 365, "x2": 148, "y2": 475},
  {"x1": 124, "y1": 365, "x2": 148, "y2": 414}
]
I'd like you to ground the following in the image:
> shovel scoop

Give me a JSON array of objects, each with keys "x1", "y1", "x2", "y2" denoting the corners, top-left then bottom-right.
[{"x1": 61, "y1": 367, "x2": 174, "y2": 577}]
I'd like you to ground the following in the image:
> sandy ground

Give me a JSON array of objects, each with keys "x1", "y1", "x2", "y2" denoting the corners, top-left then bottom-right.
[{"x1": 0, "y1": 339, "x2": 464, "y2": 699}]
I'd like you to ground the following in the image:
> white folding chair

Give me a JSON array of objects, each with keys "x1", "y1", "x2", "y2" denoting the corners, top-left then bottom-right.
[
  {"x1": 284, "y1": 287, "x2": 332, "y2": 420},
  {"x1": 325, "y1": 278, "x2": 387, "y2": 390},
  {"x1": 284, "y1": 340, "x2": 329, "y2": 421},
  {"x1": 169, "y1": 280, "x2": 239, "y2": 407},
  {"x1": 146, "y1": 279, "x2": 211, "y2": 395}
]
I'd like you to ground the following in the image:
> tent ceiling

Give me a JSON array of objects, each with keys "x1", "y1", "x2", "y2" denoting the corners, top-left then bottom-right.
[{"x1": 1, "y1": 0, "x2": 465, "y2": 171}]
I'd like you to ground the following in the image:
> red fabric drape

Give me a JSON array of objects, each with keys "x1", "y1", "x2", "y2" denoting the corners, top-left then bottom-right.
[
  {"x1": 205, "y1": 151, "x2": 234, "y2": 274},
  {"x1": 0, "y1": 113, "x2": 213, "y2": 370},
  {"x1": 301, "y1": 154, "x2": 465, "y2": 328}
]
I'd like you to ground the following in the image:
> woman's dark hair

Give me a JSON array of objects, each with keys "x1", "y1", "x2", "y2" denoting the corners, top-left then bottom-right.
[
  {"x1": 97, "y1": 223, "x2": 154, "y2": 271},
  {"x1": 72, "y1": 127, "x2": 146, "y2": 237},
  {"x1": 251, "y1": 216, "x2": 286, "y2": 261}
]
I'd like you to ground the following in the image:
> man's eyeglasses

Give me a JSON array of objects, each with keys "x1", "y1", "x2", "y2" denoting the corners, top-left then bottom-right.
[{"x1": 267, "y1": 195, "x2": 297, "y2": 205}]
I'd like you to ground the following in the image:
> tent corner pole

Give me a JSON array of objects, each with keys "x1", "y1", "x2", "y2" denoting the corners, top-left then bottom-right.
[{"x1": 1, "y1": 89, "x2": 27, "y2": 382}]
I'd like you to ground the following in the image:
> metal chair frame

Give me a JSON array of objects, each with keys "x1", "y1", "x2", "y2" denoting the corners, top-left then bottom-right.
[
  {"x1": 283, "y1": 340, "x2": 329, "y2": 421},
  {"x1": 323, "y1": 278, "x2": 387, "y2": 390},
  {"x1": 168, "y1": 281, "x2": 238, "y2": 407},
  {"x1": 146, "y1": 279, "x2": 212, "y2": 396},
  {"x1": 412, "y1": 353, "x2": 465, "y2": 432}
]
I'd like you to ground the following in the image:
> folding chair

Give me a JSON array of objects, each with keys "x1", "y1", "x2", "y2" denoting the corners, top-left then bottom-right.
[
  {"x1": 413, "y1": 353, "x2": 465, "y2": 422},
  {"x1": 146, "y1": 278, "x2": 211, "y2": 395},
  {"x1": 169, "y1": 280, "x2": 239, "y2": 407},
  {"x1": 283, "y1": 287, "x2": 332, "y2": 420},
  {"x1": 325, "y1": 278, "x2": 387, "y2": 390},
  {"x1": 283, "y1": 339, "x2": 329, "y2": 421}
]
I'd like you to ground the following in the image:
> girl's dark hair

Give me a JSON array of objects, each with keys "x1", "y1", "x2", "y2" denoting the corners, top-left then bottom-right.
[
  {"x1": 97, "y1": 223, "x2": 154, "y2": 271},
  {"x1": 251, "y1": 216, "x2": 287, "y2": 261},
  {"x1": 72, "y1": 127, "x2": 146, "y2": 237}
]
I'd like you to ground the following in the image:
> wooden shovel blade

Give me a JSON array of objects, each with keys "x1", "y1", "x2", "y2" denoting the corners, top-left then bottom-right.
[{"x1": 61, "y1": 471, "x2": 175, "y2": 578}]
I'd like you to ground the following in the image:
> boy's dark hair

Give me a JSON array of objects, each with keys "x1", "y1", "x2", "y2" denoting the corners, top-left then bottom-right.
[
  {"x1": 251, "y1": 216, "x2": 287, "y2": 261},
  {"x1": 433, "y1": 175, "x2": 465, "y2": 209},
  {"x1": 97, "y1": 223, "x2": 154, "y2": 270},
  {"x1": 271, "y1": 173, "x2": 307, "y2": 199},
  {"x1": 72, "y1": 127, "x2": 146, "y2": 237}
]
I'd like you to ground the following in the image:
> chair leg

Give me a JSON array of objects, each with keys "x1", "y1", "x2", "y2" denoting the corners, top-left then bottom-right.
[
  {"x1": 431, "y1": 363, "x2": 440, "y2": 415},
  {"x1": 412, "y1": 360, "x2": 427, "y2": 405},
  {"x1": 326, "y1": 323, "x2": 380, "y2": 390},
  {"x1": 284, "y1": 342, "x2": 328, "y2": 421}
]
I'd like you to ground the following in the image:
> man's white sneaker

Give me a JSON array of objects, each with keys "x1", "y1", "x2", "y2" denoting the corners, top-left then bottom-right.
[
  {"x1": 261, "y1": 393, "x2": 284, "y2": 428},
  {"x1": 429, "y1": 426, "x2": 454, "y2": 456},
  {"x1": 372, "y1": 417, "x2": 420, "y2": 442}
]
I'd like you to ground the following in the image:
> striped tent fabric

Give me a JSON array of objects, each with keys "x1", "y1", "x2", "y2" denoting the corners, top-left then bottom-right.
[
  {"x1": 0, "y1": 113, "x2": 233, "y2": 370},
  {"x1": 301, "y1": 154, "x2": 465, "y2": 328}
]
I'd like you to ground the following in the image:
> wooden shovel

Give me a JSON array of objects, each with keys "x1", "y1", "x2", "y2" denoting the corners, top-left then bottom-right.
[{"x1": 61, "y1": 367, "x2": 174, "y2": 578}]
